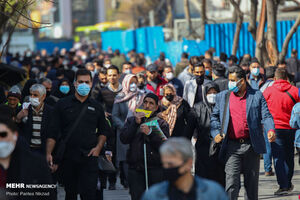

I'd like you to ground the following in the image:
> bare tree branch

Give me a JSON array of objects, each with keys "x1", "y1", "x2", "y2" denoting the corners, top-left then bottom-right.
[
  {"x1": 279, "y1": 13, "x2": 300, "y2": 61},
  {"x1": 248, "y1": 0, "x2": 258, "y2": 39},
  {"x1": 255, "y1": 0, "x2": 267, "y2": 65},
  {"x1": 230, "y1": 0, "x2": 243, "y2": 55}
]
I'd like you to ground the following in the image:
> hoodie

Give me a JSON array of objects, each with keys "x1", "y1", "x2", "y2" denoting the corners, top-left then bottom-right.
[{"x1": 263, "y1": 79, "x2": 299, "y2": 129}]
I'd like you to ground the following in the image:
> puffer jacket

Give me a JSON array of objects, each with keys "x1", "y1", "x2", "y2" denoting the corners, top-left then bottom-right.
[{"x1": 263, "y1": 79, "x2": 299, "y2": 129}]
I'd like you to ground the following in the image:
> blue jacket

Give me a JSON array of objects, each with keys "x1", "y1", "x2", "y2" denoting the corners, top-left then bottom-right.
[
  {"x1": 210, "y1": 87, "x2": 275, "y2": 159},
  {"x1": 142, "y1": 176, "x2": 228, "y2": 200},
  {"x1": 290, "y1": 102, "x2": 300, "y2": 148}
]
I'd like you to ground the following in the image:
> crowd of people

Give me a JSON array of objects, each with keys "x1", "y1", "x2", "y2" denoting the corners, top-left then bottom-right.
[{"x1": 0, "y1": 45, "x2": 300, "y2": 200}]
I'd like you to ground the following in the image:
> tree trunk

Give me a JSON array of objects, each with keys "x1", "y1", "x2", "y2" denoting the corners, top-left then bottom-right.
[
  {"x1": 230, "y1": 0, "x2": 243, "y2": 55},
  {"x1": 165, "y1": 0, "x2": 173, "y2": 28},
  {"x1": 184, "y1": 0, "x2": 193, "y2": 35},
  {"x1": 232, "y1": 0, "x2": 241, "y2": 22},
  {"x1": 279, "y1": 13, "x2": 300, "y2": 61},
  {"x1": 248, "y1": 0, "x2": 258, "y2": 39},
  {"x1": 266, "y1": 0, "x2": 279, "y2": 65},
  {"x1": 255, "y1": 0, "x2": 267, "y2": 66},
  {"x1": 200, "y1": 0, "x2": 206, "y2": 40}
]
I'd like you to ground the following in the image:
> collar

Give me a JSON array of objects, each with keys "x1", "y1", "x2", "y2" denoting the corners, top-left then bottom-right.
[
  {"x1": 32, "y1": 103, "x2": 44, "y2": 114},
  {"x1": 72, "y1": 94, "x2": 91, "y2": 104},
  {"x1": 249, "y1": 73, "x2": 260, "y2": 81},
  {"x1": 108, "y1": 83, "x2": 122, "y2": 92}
]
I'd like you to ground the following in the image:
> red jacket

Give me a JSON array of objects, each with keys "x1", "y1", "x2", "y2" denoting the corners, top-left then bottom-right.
[
  {"x1": 263, "y1": 80, "x2": 299, "y2": 129},
  {"x1": 146, "y1": 76, "x2": 167, "y2": 100}
]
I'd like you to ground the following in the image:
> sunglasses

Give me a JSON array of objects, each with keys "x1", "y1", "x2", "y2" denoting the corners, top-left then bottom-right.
[{"x1": 0, "y1": 131, "x2": 8, "y2": 138}]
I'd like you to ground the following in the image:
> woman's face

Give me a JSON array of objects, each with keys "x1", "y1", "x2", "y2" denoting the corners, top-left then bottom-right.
[
  {"x1": 129, "y1": 77, "x2": 138, "y2": 85},
  {"x1": 207, "y1": 88, "x2": 217, "y2": 95},
  {"x1": 164, "y1": 87, "x2": 174, "y2": 96}
]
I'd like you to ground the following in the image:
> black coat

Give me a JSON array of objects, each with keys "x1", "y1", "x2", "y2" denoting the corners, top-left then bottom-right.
[
  {"x1": 19, "y1": 104, "x2": 53, "y2": 154},
  {"x1": 160, "y1": 99, "x2": 191, "y2": 138},
  {"x1": 120, "y1": 115, "x2": 169, "y2": 170},
  {"x1": 2, "y1": 139, "x2": 55, "y2": 200}
]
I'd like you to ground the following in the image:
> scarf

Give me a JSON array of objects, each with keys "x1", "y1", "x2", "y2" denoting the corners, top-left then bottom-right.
[
  {"x1": 114, "y1": 74, "x2": 145, "y2": 112},
  {"x1": 158, "y1": 84, "x2": 183, "y2": 136}
]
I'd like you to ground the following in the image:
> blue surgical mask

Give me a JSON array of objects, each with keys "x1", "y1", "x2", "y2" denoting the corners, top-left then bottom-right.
[
  {"x1": 251, "y1": 68, "x2": 260, "y2": 76},
  {"x1": 205, "y1": 70, "x2": 211, "y2": 76},
  {"x1": 228, "y1": 79, "x2": 242, "y2": 93},
  {"x1": 124, "y1": 69, "x2": 132, "y2": 74},
  {"x1": 60, "y1": 85, "x2": 70, "y2": 94},
  {"x1": 76, "y1": 83, "x2": 90, "y2": 96}
]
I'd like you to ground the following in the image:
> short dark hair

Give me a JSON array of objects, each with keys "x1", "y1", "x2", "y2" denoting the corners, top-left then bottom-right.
[
  {"x1": 0, "y1": 119, "x2": 18, "y2": 132},
  {"x1": 115, "y1": 49, "x2": 120, "y2": 56},
  {"x1": 75, "y1": 69, "x2": 92, "y2": 81},
  {"x1": 277, "y1": 60, "x2": 287, "y2": 66},
  {"x1": 275, "y1": 68, "x2": 288, "y2": 80},
  {"x1": 228, "y1": 65, "x2": 246, "y2": 80},
  {"x1": 122, "y1": 61, "x2": 133, "y2": 67},
  {"x1": 107, "y1": 65, "x2": 120, "y2": 74},
  {"x1": 265, "y1": 66, "x2": 277, "y2": 79},
  {"x1": 220, "y1": 53, "x2": 227, "y2": 62},
  {"x1": 189, "y1": 56, "x2": 201, "y2": 66},
  {"x1": 212, "y1": 63, "x2": 226, "y2": 77},
  {"x1": 99, "y1": 67, "x2": 107, "y2": 75},
  {"x1": 229, "y1": 55, "x2": 238, "y2": 63},
  {"x1": 205, "y1": 50, "x2": 213, "y2": 57},
  {"x1": 193, "y1": 62, "x2": 205, "y2": 70},
  {"x1": 181, "y1": 52, "x2": 189, "y2": 59},
  {"x1": 203, "y1": 59, "x2": 212, "y2": 65}
]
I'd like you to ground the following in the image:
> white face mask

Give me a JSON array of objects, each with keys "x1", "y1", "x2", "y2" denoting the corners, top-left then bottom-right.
[
  {"x1": 165, "y1": 72, "x2": 174, "y2": 80},
  {"x1": 29, "y1": 97, "x2": 40, "y2": 107},
  {"x1": 207, "y1": 94, "x2": 217, "y2": 104},
  {"x1": 104, "y1": 64, "x2": 111, "y2": 68},
  {"x1": 0, "y1": 136, "x2": 17, "y2": 158},
  {"x1": 129, "y1": 83, "x2": 137, "y2": 92}
]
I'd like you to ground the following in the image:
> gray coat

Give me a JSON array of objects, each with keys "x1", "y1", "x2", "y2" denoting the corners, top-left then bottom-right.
[{"x1": 112, "y1": 100, "x2": 129, "y2": 164}]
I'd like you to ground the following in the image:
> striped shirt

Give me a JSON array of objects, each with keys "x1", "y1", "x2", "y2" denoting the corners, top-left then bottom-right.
[{"x1": 30, "y1": 104, "x2": 44, "y2": 149}]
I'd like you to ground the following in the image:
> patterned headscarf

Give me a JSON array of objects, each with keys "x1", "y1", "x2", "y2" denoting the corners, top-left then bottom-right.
[
  {"x1": 158, "y1": 83, "x2": 183, "y2": 135},
  {"x1": 114, "y1": 74, "x2": 145, "y2": 112}
]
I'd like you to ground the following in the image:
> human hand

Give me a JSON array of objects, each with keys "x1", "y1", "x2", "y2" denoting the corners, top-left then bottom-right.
[
  {"x1": 214, "y1": 134, "x2": 224, "y2": 143},
  {"x1": 88, "y1": 146, "x2": 101, "y2": 157},
  {"x1": 134, "y1": 112, "x2": 145, "y2": 124},
  {"x1": 140, "y1": 124, "x2": 151, "y2": 135},
  {"x1": 267, "y1": 130, "x2": 276, "y2": 143},
  {"x1": 17, "y1": 109, "x2": 28, "y2": 120}
]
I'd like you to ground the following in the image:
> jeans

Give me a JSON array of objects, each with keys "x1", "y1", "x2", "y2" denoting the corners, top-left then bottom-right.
[
  {"x1": 271, "y1": 129, "x2": 295, "y2": 189},
  {"x1": 263, "y1": 130, "x2": 273, "y2": 172}
]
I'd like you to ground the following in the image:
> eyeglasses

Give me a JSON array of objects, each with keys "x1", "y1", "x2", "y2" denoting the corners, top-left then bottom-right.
[{"x1": 0, "y1": 131, "x2": 8, "y2": 138}]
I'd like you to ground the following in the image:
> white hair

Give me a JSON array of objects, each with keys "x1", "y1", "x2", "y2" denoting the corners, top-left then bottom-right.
[
  {"x1": 160, "y1": 137, "x2": 195, "y2": 162},
  {"x1": 39, "y1": 78, "x2": 52, "y2": 85},
  {"x1": 30, "y1": 84, "x2": 46, "y2": 96}
]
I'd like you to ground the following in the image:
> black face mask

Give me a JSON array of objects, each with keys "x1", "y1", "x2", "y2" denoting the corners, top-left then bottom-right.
[
  {"x1": 163, "y1": 163, "x2": 185, "y2": 183},
  {"x1": 138, "y1": 84, "x2": 145, "y2": 89},
  {"x1": 165, "y1": 94, "x2": 174, "y2": 102},
  {"x1": 195, "y1": 75, "x2": 204, "y2": 85}
]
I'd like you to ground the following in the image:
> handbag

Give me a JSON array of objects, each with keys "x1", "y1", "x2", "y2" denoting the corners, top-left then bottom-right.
[
  {"x1": 55, "y1": 104, "x2": 89, "y2": 164},
  {"x1": 98, "y1": 155, "x2": 116, "y2": 173},
  {"x1": 209, "y1": 91, "x2": 231, "y2": 157}
]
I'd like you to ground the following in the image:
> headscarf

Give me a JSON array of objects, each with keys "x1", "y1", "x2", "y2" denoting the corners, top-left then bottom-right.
[
  {"x1": 114, "y1": 74, "x2": 145, "y2": 112},
  {"x1": 158, "y1": 83, "x2": 183, "y2": 136}
]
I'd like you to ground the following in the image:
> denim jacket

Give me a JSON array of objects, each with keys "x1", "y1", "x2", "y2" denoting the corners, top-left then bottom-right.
[
  {"x1": 289, "y1": 102, "x2": 300, "y2": 147},
  {"x1": 142, "y1": 176, "x2": 228, "y2": 200}
]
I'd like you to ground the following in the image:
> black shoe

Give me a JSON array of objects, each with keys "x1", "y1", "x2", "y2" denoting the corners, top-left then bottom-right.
[
  {"x1": 274, "y1": 188, "x2": 289, "y2": 195},
  {"x1": 108, "y1": 184, "x2": 116, "y2": 190},
  {"x1": 121, "y1": 180, "x2": 129, "y2": 189}
]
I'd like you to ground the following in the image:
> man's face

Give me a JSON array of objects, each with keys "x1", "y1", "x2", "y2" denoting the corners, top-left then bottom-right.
[
  {"x1": 107, "y1": 69, "x2": 119, "y2": 84},
  {"x1": 30, "y1": 90, "x2": 46, "y2": 104},
  {"x1": 163, "y1": 67, "x2": 172, "y2": 77},
  {"x1": 143, "y1": 97, "x2": 158, "y2": 112},
  {"x1": 98, "y1": 73, "x2": 108, "y2": 84},
  {"x1": 205, "y1": 53, "x2": 212, "y2": 59},
  {"x1": 250, "y1": 62, "x2": 260, "y2": 71},
  {"x1": 86, "y1": 65, "x2": 95, "y2": 72},
  {"x1": 228, "y1": 73, "x2": 245, "y2": 88},
  {"x1": 7, "y1": 96, "x2": 19, "y2": 108},
  {"x1": 75, "y1": 75, "x2": 92, "y2": 89},
  {"x1": 161, "y1": 153, "x2": 192, "y2": 174},
  {"x1": 42, "y1": 82, "x2": 52, "y2": 93},
  {"x1": 203, "y1": 62, "x2": 212, "y2": 75},
  {"x1": 193, "y1": 66, "x2": 205, "y2": 76},
  {"x1": 147, "y1": 71, "x2": 158, "y2": 81},
  {"x1": 122, "y1": 64, "x2": 132, "y2": 73},
  {"x1": 0, "y1": 123, "x2": 18, "y2": 152}
]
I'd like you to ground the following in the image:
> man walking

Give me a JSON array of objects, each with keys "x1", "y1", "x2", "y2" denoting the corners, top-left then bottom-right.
[
  {"x1": 211, "y1": 66, "x2": 275, "y2": 200},
  {"x1": 46, "y1": 69, "x2": 111, "y2": 200},
  {"x1": 263, "y1": 68, "x2": 299, "y2": 195}
]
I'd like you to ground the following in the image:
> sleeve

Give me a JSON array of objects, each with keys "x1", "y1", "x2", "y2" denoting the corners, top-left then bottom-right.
[
  {"x1": 46, "y1": 102, "x2": 62, "y2": 141},
  {"x1": 210, "y1": 93, "x2": 222, "y2": 138},
  {"x1": 96, "y1": 104, "x2": 112, "y2": 138},
  {"x1": 260, "y1": 91, "x2": 275, "y2": 132},
  {"x1": 184, "y1": 107, "x2": 197, "y2": 140},
  {"x1": 111, "y1": 103, "x2": 125, "y2": 129},
  {"x1": 183, "y1": 82, "x2": 188, "y2": 102},
  {"x1": 290, "y1": 103, "x2": 300, "y2": 129},
  {"x1": 120, "y1": 117, "x2": 139, "y2": 144}
]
